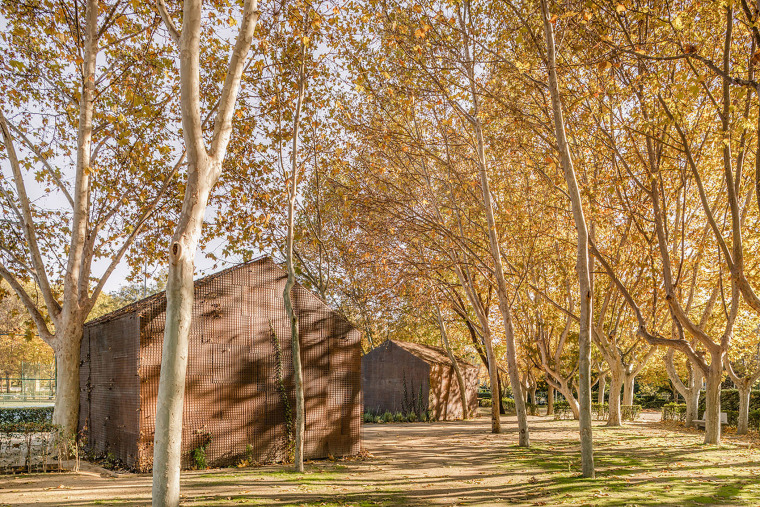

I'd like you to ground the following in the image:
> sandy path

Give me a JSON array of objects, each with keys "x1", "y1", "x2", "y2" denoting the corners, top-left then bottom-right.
[{"x1": 0, "y1": 412, "x2": 732, "y2": 507}]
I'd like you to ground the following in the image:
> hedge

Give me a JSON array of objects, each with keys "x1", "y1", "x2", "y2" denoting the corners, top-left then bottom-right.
[
  {"x1": 0, "y1": 406, "x2": 53, "y2": 425},
  {"x1": 662, "y1": 403, "x2": 687, "y2": 422},
  {"x1": 501, "y1": 398, "x2": 516, "y2": 414},
  {"x1": 621, "y1": 404, "x2": 642, "y2": 421},
  {"x1": 697, "y1": 389, "x2": 760, "y2": 415},
  {"x1": 0, "y1": 422, "x2": 59, "y2": 434},
  {"x1": 592, "y1": 403, "x2": 608, "y2": 420},
  {"x1": 553, "y1": 400, "x2": 574, "y2": 420},
  {"x1": 633, "y1": 393, "x2": 671, "y2": 409}
]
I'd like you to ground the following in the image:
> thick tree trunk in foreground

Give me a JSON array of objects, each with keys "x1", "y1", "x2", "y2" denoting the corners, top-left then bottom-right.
[
  {"x1": 541, "y1": 0, "x2": 594, "y2": 476},
  {"x1": 151, "y1": 0, "x2": 259, "y2": 503},
  {"x1": 52, "y1": 322, "x2": 84, "y2": 435},
  {"x1": 153, "y1": 239, "x2": 200, "y2": 505}
]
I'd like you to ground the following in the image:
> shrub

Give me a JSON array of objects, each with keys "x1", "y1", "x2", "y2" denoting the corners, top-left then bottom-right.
[
  {"x1": 394, "y1": 412, "x2": 404, "y2": 422},
  {"x1": 0, "y1": 406, "x2": 53, "y2": 425},
  {"x1": 501, "y1": 398, "x2": 516, "y2": 414},
  {"x1": 750, "y1": 409, "x2": 760, "y2": 430},
  {"x1": 633, "y1": 393, "x2": 671, "y2": 409},
  {"x1": 479, "y1": 398, "x2": 492, "y2": 408},
  {"x1": 662, "y1": 403, "x2": 687, "y2": 422},
  {"x1": 621, "y1": 405, "x2": 642, "y2": 421},
  {"x1": 525, "y1": 403, "x2": 539, "y2": 416},
  {"x1": 477, "y1": 387, "x2": 492, "y2": 400},
  {"x1": 591, "y1": 403, "x2": 608, "y2": 421},
  {"x1": 553, "y1": 400, "x2": 574, "y2": 420},
  {"x1": 362, "y1": 412, "x2": 374, "y2": 423},
  {"x1": 190, "y1": 430, "x2": 212, "y2": 470},
  {"x1": 382, "y1": 411, "x2": 393, "y2": 423},
  {"x1": 697, "y1": 389, "x2": 760, "y2": 414},
  {"x1": 406, "y1": 412, "x2": 418, "y2": 422}
]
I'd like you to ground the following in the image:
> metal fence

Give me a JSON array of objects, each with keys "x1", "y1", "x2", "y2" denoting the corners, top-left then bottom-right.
[{"x1": 0, "y1": 362, "x2": 56, "y2": 403}]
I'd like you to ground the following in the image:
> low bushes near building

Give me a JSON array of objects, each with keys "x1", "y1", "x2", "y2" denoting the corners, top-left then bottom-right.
[
  {"x1": 479, "y1": 398, "x2": 492, "y2": 408},
  {"x1": 362, "y1": 409, "x2": 435, "y2": 424},
  {"x1": 190, "y1": 430, "x2": 213, "y2": 470}
]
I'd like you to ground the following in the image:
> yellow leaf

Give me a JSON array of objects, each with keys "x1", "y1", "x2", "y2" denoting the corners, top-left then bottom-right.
[{"x1": 615, "y1": 3, "x2": 626, "y2": 14}]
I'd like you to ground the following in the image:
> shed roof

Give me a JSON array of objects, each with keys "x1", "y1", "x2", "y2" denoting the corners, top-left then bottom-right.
[
  {"x1": 387, "y1": 339, "x2": 477, "y2": 369},
  {"x1": 84, "y1": 256, "x2": 351, "y2": 328}
]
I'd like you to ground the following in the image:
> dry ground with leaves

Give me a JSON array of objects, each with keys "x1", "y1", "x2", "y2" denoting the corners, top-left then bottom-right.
[{"x1": 1, "y1": 412, "x2": 760, "y2": 506}]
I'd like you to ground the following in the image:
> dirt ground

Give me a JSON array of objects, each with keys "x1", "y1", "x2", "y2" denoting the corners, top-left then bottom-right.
[{"x1": 1, "y1": 411, "x2": 759, "y2": 507}]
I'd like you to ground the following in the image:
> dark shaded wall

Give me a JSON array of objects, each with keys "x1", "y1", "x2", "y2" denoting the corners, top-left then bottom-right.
[
  {"x1": 361, "y1": 342, "x2": 430, "y2": 414},
  {"x1": 78, "y1": 313, "x2": 140, "y2": 464},
  {"x1": 81, "y1": 258, "x2": 361, "y2": 471},
  {"x1": 428, "y1": 363, "x2": 479, "y2": 420}
]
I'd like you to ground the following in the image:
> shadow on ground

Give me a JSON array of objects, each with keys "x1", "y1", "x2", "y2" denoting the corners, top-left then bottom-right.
[{"x1": 2, "y1": 415, "x2": 760, "y2": 506}]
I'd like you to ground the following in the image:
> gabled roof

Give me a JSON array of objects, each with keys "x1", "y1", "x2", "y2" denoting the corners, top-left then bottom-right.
[
  {"x1": 387, "y1": 339, "x2": 477, "y2": 369},
  {"x1": 85, "y1": 256, "x2": 272, "y2": 326},
  {"x1": 85, "y1": 256, "x2": 355, "y2": 329}
]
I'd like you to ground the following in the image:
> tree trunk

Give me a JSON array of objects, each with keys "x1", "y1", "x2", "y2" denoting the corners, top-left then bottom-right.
[
  {"x1": 475, "y1": 128, "x2": 528, "y2": 443},
  {"x1": 460, "y1": 3, "x2": 527, "y2": 441},
  {"x1": 453, "y1": 263, "x2": 500, "y2": 432},
  {"x1": 547, "y1": 385, "x2": 555, "y2": 416},
  {"x1": 284, "y1": 51, "x2": 307, "y2": 473},
  {"x1": 153, "y1": 238, "x2": 202, "y2": 506},
  {"x1": 703, "y1": 354, "x2": 723, "y2": 445},
  {"x1": 737, "y1": 384, "x2": 750, "y2": 435},
  {"x1": 151, "y1": 0, "x2": 258, "y2": 500},
  {"x1": 436, "y1": 304, "x2": 469, "y2": 420},
  {"x1": 541, "y1": 0, "x2": 593, "y2": 476},
  {"x1": 52, "y1": 322, "x2": 83, "y2": 436},
  {"x1": 497, "y1": 372, "x2": 505, "y2": 416},
  {"x1": 607, "y1": 370, "x2": 622, "y2": 426},
  {"x1": 685, "y1": 383, "x2": 700, "y2": 427},
  {"x1": 665, "y1": 348, "x2": 702, "y2": 427},
  {"x1": 598, "y1": 373, "x2": 606, "y2": 405},
  {"x1": 558, "y1": 383, "x2": 580, "y2": 420},
  {"x1": 529, "y1": 386, "x2": 537, "y2": 406},
  {"x1": 622, "y1": 374, "x2": 635, "y2": 406}
]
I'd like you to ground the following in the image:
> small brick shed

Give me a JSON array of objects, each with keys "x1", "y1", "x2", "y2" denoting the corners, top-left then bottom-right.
[
  {"x1": 79, "y1": 257, "x2": 362, "y2": 471},
  {"x1": 361, "y1": 340, "x2": 478, "y2": 420}
]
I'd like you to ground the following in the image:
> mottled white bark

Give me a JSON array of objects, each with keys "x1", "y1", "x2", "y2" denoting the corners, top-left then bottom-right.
[
  {"x1": 151, "y1": 0, "x2": 259, "y2": 504},
  {"x1": 284, "y1": 54, "x2": 307, "y2": 472},
  {"x1": 541, "y1": 0, "x2": 593, "y2": 476}
]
